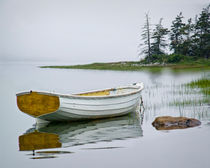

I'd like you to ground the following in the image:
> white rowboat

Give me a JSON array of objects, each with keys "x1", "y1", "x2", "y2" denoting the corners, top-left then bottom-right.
[{"x1": 16, "y1": 82, "x2": 144, "y2": 123}]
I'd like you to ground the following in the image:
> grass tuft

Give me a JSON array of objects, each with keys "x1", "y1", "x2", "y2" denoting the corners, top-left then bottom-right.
[{"x1": 186, "y1": 78, "x2": 210, "y2": 96}]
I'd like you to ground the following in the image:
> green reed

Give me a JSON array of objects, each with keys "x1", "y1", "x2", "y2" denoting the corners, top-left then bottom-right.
[{"x1": 186, "y1": 78, "x2": 210, "y2": 96}]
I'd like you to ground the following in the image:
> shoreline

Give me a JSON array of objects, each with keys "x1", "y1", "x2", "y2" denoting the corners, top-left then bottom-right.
[{"x1": 40, "y1": 60, "x2": 210, "y2": 71}]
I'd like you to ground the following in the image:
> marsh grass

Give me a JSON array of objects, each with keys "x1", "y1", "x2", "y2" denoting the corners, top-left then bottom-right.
[
  {"x1": 170, "y1": 78, "x2": 210, "y2": 107},
  {"x1": 170, "y1": 98, "x2": 209, "y2": 106},
  {"x1": 186, "y1": 78, "x2": 210, "y2": 95}
]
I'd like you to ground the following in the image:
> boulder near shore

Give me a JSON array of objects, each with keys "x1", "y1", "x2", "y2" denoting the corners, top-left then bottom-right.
[{"x1": 152, "y1": 116, "x2": 201, "y2": 130}]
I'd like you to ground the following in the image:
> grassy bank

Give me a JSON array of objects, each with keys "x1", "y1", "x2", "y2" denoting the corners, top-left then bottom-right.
[{"x1": 40, "y1": 59, "x2": 210, "y2": 71}]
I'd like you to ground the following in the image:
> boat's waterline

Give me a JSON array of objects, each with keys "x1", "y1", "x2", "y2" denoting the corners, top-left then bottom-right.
[{"x1": 16, "y1": 82, "x2": 144, "y2": 122}]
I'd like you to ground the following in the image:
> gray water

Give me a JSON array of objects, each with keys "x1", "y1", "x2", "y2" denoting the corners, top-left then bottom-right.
[{"x1": 0, "y1": 62, "x2": 210, "y2": 168}]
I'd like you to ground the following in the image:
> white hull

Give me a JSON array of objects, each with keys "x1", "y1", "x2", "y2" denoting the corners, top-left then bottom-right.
[{"x1": 17, "y1": 82, "x2": 144, "y2": 122}]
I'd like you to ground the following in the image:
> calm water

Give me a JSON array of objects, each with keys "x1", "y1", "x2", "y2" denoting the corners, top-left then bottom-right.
[{"x1": 0, "y1": 62, "x2": 210, "y2": 168}]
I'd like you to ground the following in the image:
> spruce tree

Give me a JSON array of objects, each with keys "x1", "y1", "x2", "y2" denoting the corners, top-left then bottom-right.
[
  {"x1": 151, "y1": 18, "x2": 169, "y2": 56},
  {"x1": 180, "y1": 18, "x2": 194, "y2": 56},
  {"x1": 139, "y1": 13, "x2": 152, "y2": 62},
  {"x1": 193, "y1": 4, "x2": 210, "y2": 58},
  {"x1": 170, "y1": 12, "x2": 186, "y2": 54}
]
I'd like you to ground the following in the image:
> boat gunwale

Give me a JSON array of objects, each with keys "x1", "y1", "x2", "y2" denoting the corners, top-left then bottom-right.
[{"x1": 16, "y1": 83, "x2": 143, "y2": 99}]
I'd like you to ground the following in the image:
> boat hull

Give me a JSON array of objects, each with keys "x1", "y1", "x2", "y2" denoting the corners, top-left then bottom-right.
[{"x1": 17, "y1": 83, "x2": 144, "y2": 122}]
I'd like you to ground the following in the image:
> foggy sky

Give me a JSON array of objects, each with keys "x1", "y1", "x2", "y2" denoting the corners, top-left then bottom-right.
[{"x1": 0, "y1": 0, "x2": 209, "y2": 63}]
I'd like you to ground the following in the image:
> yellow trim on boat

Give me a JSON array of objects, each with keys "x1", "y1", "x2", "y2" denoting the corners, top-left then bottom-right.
[
  {"x1": 17, "y1": 91, "x2": 59, "y2": 117},
  {"x1": 77, "y1": 90, "x2": 110, "y2": 96}
]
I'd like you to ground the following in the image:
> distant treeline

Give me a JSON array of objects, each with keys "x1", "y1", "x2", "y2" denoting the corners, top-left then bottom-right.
[{"x1": 139, "y1": 4, "x2": 210, "y2": 64}]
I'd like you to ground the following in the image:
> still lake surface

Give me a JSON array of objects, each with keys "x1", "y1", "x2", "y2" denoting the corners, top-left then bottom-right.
[{"x1": 0, "y1": 62, "x2": 210, "y2": 168}]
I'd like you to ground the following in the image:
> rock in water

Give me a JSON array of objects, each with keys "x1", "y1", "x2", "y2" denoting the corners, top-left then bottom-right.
[{"x1": 152, "y1": 116, "x2": 201, "y2": 130}]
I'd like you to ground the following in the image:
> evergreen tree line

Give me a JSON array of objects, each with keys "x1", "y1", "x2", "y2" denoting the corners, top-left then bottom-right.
[{"x1": 140, "y1": 4, "x2": 210, "y2": 64}]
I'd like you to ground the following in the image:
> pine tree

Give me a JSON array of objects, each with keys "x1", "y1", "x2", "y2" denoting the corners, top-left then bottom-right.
[
  {"x1": 193, "y1": 4, "x2": 210, "y2": 58},
  {"x1": 170, "y1": 12, "x2": 186, "y2": 54},
  {"x1": 139, "y1": 13, "x2": 152, "y2": 62},
  {"x1": 180, "y1": 18, "x2": 194, "y2": 56},
  {"x1": 151, "y1": 18, "x2": 169, "y2": 56}
]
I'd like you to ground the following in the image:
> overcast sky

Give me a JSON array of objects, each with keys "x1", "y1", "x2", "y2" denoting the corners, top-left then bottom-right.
[{"x1": 0, "y1": 0, "x2": 209, "y2": 63}]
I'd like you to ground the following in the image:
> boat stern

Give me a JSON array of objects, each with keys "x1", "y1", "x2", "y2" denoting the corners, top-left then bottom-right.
[{"x1": 16, "y1": 91, "x2": 60, "y2": 118}]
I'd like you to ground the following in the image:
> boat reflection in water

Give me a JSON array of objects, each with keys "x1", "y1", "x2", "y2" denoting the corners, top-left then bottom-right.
[{"x1": 19, "y1": 112, "x2": 143, "y2": 159}]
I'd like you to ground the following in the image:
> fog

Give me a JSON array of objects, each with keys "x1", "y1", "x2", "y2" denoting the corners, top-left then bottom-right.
[{"x1": 0, "y1": 0, "x2": 209, "y2": 63}]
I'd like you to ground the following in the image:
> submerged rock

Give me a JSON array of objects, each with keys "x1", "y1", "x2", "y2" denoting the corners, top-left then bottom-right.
[{"x1": 152, "y1": 116, "x2": 201, "y2": 130}]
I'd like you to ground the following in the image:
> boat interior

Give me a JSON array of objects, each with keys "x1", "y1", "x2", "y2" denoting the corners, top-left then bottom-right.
[{"x1": 76, "y1": 87, "x2": 138, "y2": 97}]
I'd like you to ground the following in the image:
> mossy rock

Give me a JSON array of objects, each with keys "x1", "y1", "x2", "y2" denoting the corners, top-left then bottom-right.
[{"x1": 152, "y1": 116, "x2": 201, "y2": 130}]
